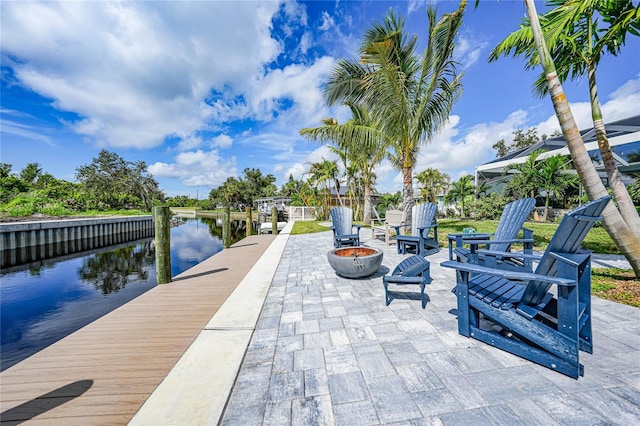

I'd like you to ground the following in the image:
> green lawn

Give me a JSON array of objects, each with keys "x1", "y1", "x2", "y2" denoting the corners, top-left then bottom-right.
[{"x1": 292, "y1": 219, "x2": 619, "y2": 254}]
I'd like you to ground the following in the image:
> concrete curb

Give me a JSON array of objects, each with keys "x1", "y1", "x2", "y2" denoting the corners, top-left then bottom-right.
[{"x1": 129, "y1": 222, "x2": 293, "y2": 425}]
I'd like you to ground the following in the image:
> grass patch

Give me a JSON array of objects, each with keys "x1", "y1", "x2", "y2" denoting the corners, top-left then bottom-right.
[
  {"x1": 291, "y1": 221, "x2": 330, "y2": 235},
  {"x1": 592, "y1": 268, "x2": 640, "y2": 308},
  {"x1": 437, "y1": 219, "x2": 618, "y2": 254}
]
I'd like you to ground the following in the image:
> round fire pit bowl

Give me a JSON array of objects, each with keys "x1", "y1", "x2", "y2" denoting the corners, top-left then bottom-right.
[{"x1": 327, "y1": 246, "x2": 384, "y2": 278}]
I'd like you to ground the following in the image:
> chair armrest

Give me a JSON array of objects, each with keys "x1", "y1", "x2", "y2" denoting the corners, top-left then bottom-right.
[
  {"x1": 393, "y1": 224, "x2": 411, "y2": 234},
  {"x1": 440, "y1": 260, "x2": 575, "y2": 287},
  {"x1": 474, "y1": 238, "x2": 535, "y2": 246},
  {"x1": 476, "y1": 249, "x2": 542, "y2": 261}
]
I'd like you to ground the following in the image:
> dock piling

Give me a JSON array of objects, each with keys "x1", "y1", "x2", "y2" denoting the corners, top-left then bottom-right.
[{"x1": 153, "y1": 206, "x2": 172, "y2": 284}]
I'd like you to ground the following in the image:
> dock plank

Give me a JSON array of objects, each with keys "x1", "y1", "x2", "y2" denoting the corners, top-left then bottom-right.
[{"x1": 0, "y1": 234, "x2": 276, "y2": 425}]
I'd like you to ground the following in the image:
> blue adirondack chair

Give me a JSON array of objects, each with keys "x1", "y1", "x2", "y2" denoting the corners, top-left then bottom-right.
[
  {"x1": 383, "y1": 255, "x2": 432, "y2": 308},
  {"x1": 394, "y1": 203, "x2": 439, "y2": 256},
  {"x1": 451, "y1": 198, "x2": 536, "y2": 270},
  {"x1": 330, "y1": 207, "x2": 362, "y2": 248},
  {"x1": 441, "y1": 196, "x2": 611, "y2": 379}
]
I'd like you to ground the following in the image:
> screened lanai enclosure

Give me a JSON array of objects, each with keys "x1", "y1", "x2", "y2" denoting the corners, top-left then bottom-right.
[{"x1": 475, "y1": 114, "x2": 640, "y2": 194}]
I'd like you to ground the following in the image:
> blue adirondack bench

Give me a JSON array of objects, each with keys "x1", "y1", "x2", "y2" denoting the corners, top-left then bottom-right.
[
  {"x1": 330, "y1": 207, "x2": 362, "y2": 248},
  {"x1": 394, "y1": 203, "x2": 439, "y2": 256},
  {"x1": 383, "y1": 255, "x2": 432, "y2": 308},
  {"x1": 451, "y1": 198, "x2": 536, "y2": 270},
  {"x1": 441, "y1": 195, "x2": 611, "y2": 379}
]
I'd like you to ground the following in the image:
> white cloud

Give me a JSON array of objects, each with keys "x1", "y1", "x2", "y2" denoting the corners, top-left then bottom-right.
[
  {"x1": 211, "y1": 134, "x2": 233, "y2": 149},
  {"x1": 319, "y1": 11, "x2": 335, "y2": 31},
  {"x1": 1, "y1": 1, "x2": 284, "y2": 149},
  {"x1": 148, "y1": 149, "x2": 237, "y2": 187},
  {"x1": 281, "y1": 145, "x2": 337, "y2": 181},
  {"x1": 455, "y1": 32, "x2": 489, "y2": 69},
  {"x1": 407, "y1": 0, "x2": 427, "y2": 15},
  {"x1": 0, "y1": 119, "x2": 57, "y2": 147}
]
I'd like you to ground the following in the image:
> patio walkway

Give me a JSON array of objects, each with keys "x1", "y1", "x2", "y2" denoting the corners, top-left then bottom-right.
[{"x1": 220, "y1": 230, "x2": 640, "y2": 425}]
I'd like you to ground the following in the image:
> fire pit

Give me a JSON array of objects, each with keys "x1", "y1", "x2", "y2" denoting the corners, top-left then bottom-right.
[{"x1": 327, "y1": 246, "x2": 384, "y2": 278}]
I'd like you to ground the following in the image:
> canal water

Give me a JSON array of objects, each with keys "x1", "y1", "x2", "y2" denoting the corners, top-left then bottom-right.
[{"x1": 0, "y1": 217, "x2": 250, "y2": 371}]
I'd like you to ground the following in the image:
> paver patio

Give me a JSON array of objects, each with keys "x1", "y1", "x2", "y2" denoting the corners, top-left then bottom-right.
[{"x1": 221, "y1": 230, "x2": 640, "y2": 425}]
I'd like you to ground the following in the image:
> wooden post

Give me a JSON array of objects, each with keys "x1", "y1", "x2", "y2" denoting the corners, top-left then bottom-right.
[
  {"x1": 271, "y1": 206, "x2": 278, "y2": 235},
  {"x1": 153, "y1": 206, "x2": 172, "y2": 284},
  {"x1": 246, "y1": 206, "x2": 252, "y2": 237},
  {"x1": 223, "y1": 205, "x2": 231, "y2": 248}
]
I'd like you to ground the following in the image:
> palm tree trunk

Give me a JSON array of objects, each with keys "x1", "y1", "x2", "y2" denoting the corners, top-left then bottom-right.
[
  {"x1": 525, "y1": 0, "x2": 640, "y2": 277},
  {"x1": 363, "y1": 183, "x2": 372, "y2": 224},
  {"x1": 588, "y1": 66, "x2": 640, "y2": 238},
  {"x1": 334, "y1": 180, "x2": 344, "y2": 207},
  {"x1": 402, "y1": 166, "x2": 414, "y2": 230}
]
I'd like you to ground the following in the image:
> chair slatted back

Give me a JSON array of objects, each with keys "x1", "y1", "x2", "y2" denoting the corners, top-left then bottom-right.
[
  {"x1": 330, "y1": 207, "x2": 353, "y2": 236},
  {"x1": 491, "y1": 198, "x2": 536, "y2": 252},
  {"x1": 411, "y1": 203, "x2": 438, "y2": 237},
  {"x1": 521, "y1": 196, "x2": 611, "y2": 306}
]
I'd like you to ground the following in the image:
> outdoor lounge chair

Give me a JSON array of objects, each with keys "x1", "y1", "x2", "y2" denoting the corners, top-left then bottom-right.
[
  {"x1": 450, "y1": 198, "x2": 536, "y2": 270},
  {"x1": 441, "y1": 195, "x2": 611, "y2": 379},
  {"x1": 330, "y1": 207, "x2": 362, "y2": 248},
  {"x1": 383, "y1": 255, "x2": 432, "y2": 308},
  {"x1": 371, "y1": 209, "x2": 404, "y2": 245},
  {"x1": 394, "y1": 203, "x2": 439, "y2": 256}
]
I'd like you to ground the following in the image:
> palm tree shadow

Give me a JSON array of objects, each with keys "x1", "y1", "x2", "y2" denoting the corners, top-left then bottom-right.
[
  {"x1": 1, "y1": 380, "x2": 93, "y2": 425},
  {"x1": 173, "y1": 267, "x2": 228, "y2": 282}
]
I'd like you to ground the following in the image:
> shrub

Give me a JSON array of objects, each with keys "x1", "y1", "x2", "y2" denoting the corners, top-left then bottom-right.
[{"x1": 469, "y1": 194, "x2": 512, "y2": 220}]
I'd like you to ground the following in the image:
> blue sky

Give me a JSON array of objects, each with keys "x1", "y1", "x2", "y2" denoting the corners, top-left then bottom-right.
[{"x1": 2, "y1": 1, "x2": 639, "y2": 198}]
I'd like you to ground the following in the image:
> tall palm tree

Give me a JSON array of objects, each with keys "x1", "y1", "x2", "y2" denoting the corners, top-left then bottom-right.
[
  {"x1": 520, "y1": 0, "x2": 640, "y2": 276},
  {"x1": 324, "y1": 2, "x2": 466, "y2": 227},
  {"x1": 489, "y1": 0, "x2": 640, "y2": 237},
  {"x1": 300, "y1": 103, "x2": 387, "y2": 223},
  {"x1": 445, "y1": 175, "x2": 475, "y2": 218},
  {"x1": 415, "y1": 168, "x2": 450, "y2": 203}
]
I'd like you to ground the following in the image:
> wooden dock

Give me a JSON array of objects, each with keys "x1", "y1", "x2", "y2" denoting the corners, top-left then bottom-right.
[{"x1": 0, "y1": 234, "x2": 276, "y2": 425}]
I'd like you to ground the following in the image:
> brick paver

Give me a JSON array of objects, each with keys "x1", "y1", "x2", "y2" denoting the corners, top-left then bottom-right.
[{"x1": 222, "y1": 230, "x2": 640, "y2": 425}]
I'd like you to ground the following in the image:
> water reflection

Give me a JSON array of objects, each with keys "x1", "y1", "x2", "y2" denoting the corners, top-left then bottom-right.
[
  {"x1": 78, "y1": 242, "x2": 154, "y2": 295},
  {"x1": 0, "y1": 217, "x2": 247, "y2": 371}
]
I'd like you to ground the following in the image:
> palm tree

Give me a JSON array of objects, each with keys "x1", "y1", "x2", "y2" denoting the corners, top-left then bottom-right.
[
  {"x1": 505, "y1": 149, "x2": 545, "y2": 199},
  {"x1": 324, "y1": 3, "x2": 466, "y2": 227},
  {"x1": 415, "y1": 168, "x2": 450, "y2": 203},
  {"x1": 519, "y1": 0, "x2": 640, "y2": 276},
  {"x1": 445, "y1": 175, "x2": 475, "y2": 218},
  {"x1": 490, "y1": 0, "x2": 640, "y2": 237},
  {"x1": 300, "y1": 103, "x2": 386, "y2": 223},
  {"x1": 537, "y1": 154, "x2": 580, "y2": 221},
  {"x1": 306, "y1": 159, "x2": 342, "y2": 218}
]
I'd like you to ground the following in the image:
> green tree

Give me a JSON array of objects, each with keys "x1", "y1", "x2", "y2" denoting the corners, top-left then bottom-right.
[
  {"x1": 19, "y1": 163, "x2": 43, "y2": 186},
  {"x1": 489, "y1": 0, "x2": 640, "y2": 275},
  {"x1": 445, "y1": 175, "x2": 474, "y2": 217},
  {"x1": 505, "y1": 149, "x2": 546, "y2": 199},
  {"x1": 0, "y1": 164, "x2": 28, "y2": 203},
  {"x1": 493, "y1": 128, "x2": 540, "y2": 158},
  {"x1": 516, "y1": 0, "x2": 640, "y2": 275},
  {"x1": 324, "y1": 3, "x2": 466, "y2": 226},
  {"x1": 75, "y1": 150, "x2": 163, "y2": 210},
  {"x1": 306, "y1": 159, "x2": 342, "y2": 219},
  {"x1": 279, "y1": 175, "x2": 306, "y2": 205},
  {"x1": 242, "y1": 168, "x2": 277, "y2": 207},
  {"x1": 537, "y1": 154, "x2": 580, "y2": 221},
  {"x1": 300, "y1": 103, "x2": 386, "y2": 223},
  {"x1": 415, "y1": 168, "x2": 450, "y2": 203}
]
